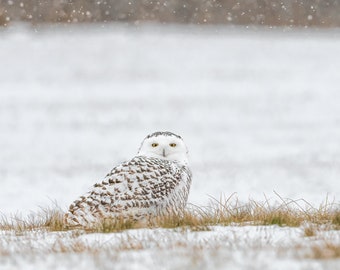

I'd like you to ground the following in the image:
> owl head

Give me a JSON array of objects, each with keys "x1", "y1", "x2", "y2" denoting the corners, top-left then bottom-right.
[{"x1": 138, "y1": 131, "x2": 189, "y2": 165}]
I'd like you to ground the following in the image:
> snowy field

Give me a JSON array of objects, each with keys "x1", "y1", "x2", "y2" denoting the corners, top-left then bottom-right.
[
  {"x1": 1, "y1": 225, "x2": 339, "y2": 270},
  {"x1": 0, "y1": 24, "x2": 340, "y2": 269}
]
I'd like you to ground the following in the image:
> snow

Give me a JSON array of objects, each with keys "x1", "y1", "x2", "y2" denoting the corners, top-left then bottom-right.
[
  {"x1": 1, "y1": 25, "x2": 339, "y2": 215},
  {"x1": 0, "y1": 226, "x2": 339, "y2": 269},
  {"x1": 0, "y1": 23, "x2": 340, "y2": 269}
]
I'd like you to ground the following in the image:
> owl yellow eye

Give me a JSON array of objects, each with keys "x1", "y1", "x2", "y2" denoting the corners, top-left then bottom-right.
[
  {"x1": 151, "y1": 143, "x2": 158, "y2": 147},
  {"x1": 169, "y1": 143, "x2": 177, "y2": 147}
]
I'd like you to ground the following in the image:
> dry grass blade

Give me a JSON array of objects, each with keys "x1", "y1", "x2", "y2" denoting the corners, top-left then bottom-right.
[
  {"x1": 92, "y1": 216, "x2": 143, "y2": 233},
  {"x1": 1, "y1": 195, "x2": 339, "y2": 233},
  {"x1": 331, "y1": 211, "x2": 340, "y2": 229},
  {"x1": 307, "y1": 242, "x2": 340, "y2": 259},
  {"x1": 0, "y1": 206, "x2": 65, "y2": 232}
]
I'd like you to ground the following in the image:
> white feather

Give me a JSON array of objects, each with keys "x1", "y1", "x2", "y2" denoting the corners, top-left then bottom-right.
[{"x1": 64, "y1": 132, "x2": 192, "y2": 227}]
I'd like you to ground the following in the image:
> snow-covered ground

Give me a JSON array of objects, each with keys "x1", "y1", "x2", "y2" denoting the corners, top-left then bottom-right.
[
  {"x1": 0, "y1": 225, "x2": 339, "y2": 270},
  {"x1": 1, "y1": 24, "x2": 339, "y2": 214},
  {"x1": 0, "y1": 24, "x2": 340, "y2": 269}
]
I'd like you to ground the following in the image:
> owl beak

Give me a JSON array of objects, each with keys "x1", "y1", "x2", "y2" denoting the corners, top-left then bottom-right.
[{"x1": 162, "y1": 148, "x2": 166, "y2": 157}]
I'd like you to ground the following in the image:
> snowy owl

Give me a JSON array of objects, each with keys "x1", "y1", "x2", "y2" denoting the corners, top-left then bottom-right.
[{"x1": 64, "y1": 131, "x2": 192, "y2": 227}]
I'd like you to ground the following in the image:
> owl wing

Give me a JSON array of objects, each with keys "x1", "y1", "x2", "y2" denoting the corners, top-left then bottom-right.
[{"x1": 64, "y1": 156, "x2": 189, "y2": 226}]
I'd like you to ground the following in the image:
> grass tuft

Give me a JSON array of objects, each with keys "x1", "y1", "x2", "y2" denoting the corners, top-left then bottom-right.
[
  {"x1": 1, "y1": 194, "x2": 339, "y2": 233},
  {"x1": 308, "y1": 242, "x2": 340, "y2": 259},
  {"x1": 331, "y1": 211, "x2": 340, "y2": 228},
  {"x1": 51, "y1": 239, "x2": 91, "y2": 253},
  {"x1": 303, "y1": 225, "x2": 317, "y2": 237},
  {"x1": 42, "y1": 208, "x2": 65, "y2": 231},
  {"x1": 0, "y1": 206, "x2": 65, "y2": 233},
  {"x1": 93, "y1": 217, "x2": 143, "y2": 233},
  {"x1": 152, "y1": 211, "x2": 211, "y2": 231}
]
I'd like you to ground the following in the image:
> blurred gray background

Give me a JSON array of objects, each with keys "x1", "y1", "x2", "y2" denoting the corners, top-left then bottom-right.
[{"x1": 1, "y1": 0, "x2": 340, "y2": 27}]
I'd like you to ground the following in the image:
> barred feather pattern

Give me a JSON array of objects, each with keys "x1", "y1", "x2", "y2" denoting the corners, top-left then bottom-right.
[{"x1": 64, "y1": 156, "x2": 192, "y2": 226}]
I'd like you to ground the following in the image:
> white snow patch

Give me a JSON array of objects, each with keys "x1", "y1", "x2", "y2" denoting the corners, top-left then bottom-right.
[{"x1": 0, "y1": 226, "x2": 339, "y2": 269}]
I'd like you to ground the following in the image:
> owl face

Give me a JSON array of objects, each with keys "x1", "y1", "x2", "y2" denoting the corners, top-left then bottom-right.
[{"x1": 138, "y1": 132, "x2": 189, "y2": 165}]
